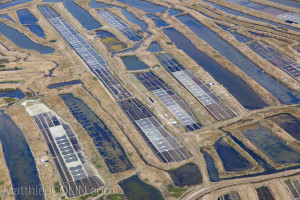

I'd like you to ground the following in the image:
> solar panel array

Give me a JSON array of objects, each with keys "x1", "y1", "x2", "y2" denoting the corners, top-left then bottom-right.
[
  {"x1": 97, "y1": 9, "x2": 142, "y2": 41},
  {"x1": 279, "y1": 13, "x2": 300, "y2": 24},
  {"x1": 226, "y1": 0, "x2": 268, "y2": 11},
  {"x1": 156, "y1": 53, "x2": 236, "y2": 121},
  {"x1": 39, "y1": 5, "x2": 190, "y2": 163},
  {"x1": 285, "y1": 180, "x2": 300, "y2": 200},
  {"x1": 32, "y1": 111, "x2": 104, "y2": 198},
  {"x1": 224, "y1": 0, "x2": 300, "y2": 23},
  {"x1": 218, "y1": 191, "x2": 240, "y2": 200},
  {"x1": 255, "y1": 186, "x2": 275, "y2": 200},
  {"x1": 118, "y1": 98, "x2": 191, "y2": 163},
  {"x1": 248, "y1": 42, "x2": 300, "y2": 82},
  {"x1": 39, "y1": 5, "x2": 131, "y2": 100},
  {"x1": 135, "y1": 71, "x2": 202, "y2": 131}
]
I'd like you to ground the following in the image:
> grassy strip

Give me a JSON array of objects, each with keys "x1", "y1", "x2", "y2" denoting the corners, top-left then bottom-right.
[
  {"x1": 0, "y1": 88, "x2": 17, "y2": 92},
  {"x1": 53, "y1": 181, "x2": 61, "y2": 194},
  {"x1": 167, "y1": 184, "x2": 186, "y2": 198},
  {"x1": 3, "y1": 98, "x2": 15, "y2": 103},
  {"x1": 107, "y1": 194, "x2": 126, "y2": 200},
  {"x1": 80, "y1": 189, "x2": 103, "y2": 200}
]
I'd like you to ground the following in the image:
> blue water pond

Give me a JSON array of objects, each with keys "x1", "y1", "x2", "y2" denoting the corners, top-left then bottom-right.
[{"x1": 0, "y1": 22, "x2": 53, "y2": 53}]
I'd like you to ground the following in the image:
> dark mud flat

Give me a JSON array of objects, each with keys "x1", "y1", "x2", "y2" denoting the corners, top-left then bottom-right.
[
  {"x1": 61, "y1": 93, "x2": 133, "y2": 173},
  {"x1": 0, "y1": 112, "x2": 44, "y2": 200},
  {"x1": 169, "y1": 163, "x2": 202, "y2": 187},
  {"x1": 114, "y1": 39, "x2": 144, "y2": 55},
  {"x1": 119, "y1": 174, "x2": 164, "y2": 200},
  {"x1": 96, "y1": 30, "x2": 126, "y2": 52}
]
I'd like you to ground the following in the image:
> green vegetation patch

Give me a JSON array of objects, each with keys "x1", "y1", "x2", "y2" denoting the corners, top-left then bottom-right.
[
  {"x1": 53, "y1": 181, "x2": 61, "y2": 194},
  {"x1": 25, "y1": 92, "x2": 33, "y2": 97},
  {"x1": 80, "y1": 189, "x2": 102, "y2": 200},
  {"x1": 242, "y1": 118, "x2": 253, "y2": 123},
  {"x1": 0, "y1": 88, "x2": 16, "y2": 92},
  {"x1": 107, "y1": 194, "x2": 126, "y2": 200},
  {"x1": 167, "y1": 184, "x2": 186, "y2": 198},
  {"x1": 227, "y1": 138, "x2": 236, "y2": 147},
  {"x1": 3, "y1": 97, "x2": 15, "y2": 103}
]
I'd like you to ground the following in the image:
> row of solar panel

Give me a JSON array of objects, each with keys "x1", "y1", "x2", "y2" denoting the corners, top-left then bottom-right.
[
  {"x1": 136, "y1": 71, "x2": 201, "y2": 131},
  {"x1": 31, "y1": 110, "x2": 104, "y2": 197},
  {"x1": 156, "y1": 53, "x2": 236, "y2": 121},
  {"x1": 53, "y1": 18, "x2": 130, "y2": 98},
  {"x1": 39, "y1": 5, "x2": 60, "y2": 18},
  {"x1": 62, "y1": 176, "x2": 104, "y2": 197},
  {"x1": 39, "y1": 6, "x2": 131, "y2": 100},
  {"x1": 153, "y1": 89, "x2": 202, "y2": 130},
  {"x1": 217, "y1": 191, "x2": 239, "y2": 200},
  {"x1": 136, "y1": 71, "x2": 169, "y2": 91},
  {"x1": 33, "y1": 114, "x2": 82, "y2": 155},
  {"x1": 225, "y1": 0, "x2": 299, "y2": 23},
  {"x1": 154, "y1": 89, "x2": 195, "y2": 119},
  {"x1": 93, "y1": 68, "x2": 131, "y2": 99},
  {"x1": 135, "y1": 118, "x2": 191, "y2": 162},
  {"x1": 256, "y1": 186, "x2": 275, "y2": 200},
  {"x1": 172, "y1": 71, "x2": 217, "y2": 105},
  {"x1": 97, "y1": 9, "x2": 142, "y2": 42},
  {"x1": 33, "y1": 113, "x2": 87, "y2": 179},
  {"x1": 40, "y1": 5, "x2": 192, "y2": 163},
  {"x1": 118, "y1": 98, "x2": 191, "y2": 163},
  {"x1": 155, "y1": 54, "x2": 219, "y2": 105},
  {"x1": 279, "y1": 13, "x2": 300, "y2": 24},
  {"x1": 40, "y1": 6, "x2": 107, "y2": 68},
  {"x1": 285, "y1": 180, "x2": 300, "y2": 199},
  {"x1": 248, "y1": 42, "x2": 300, "y2": 81},
  {"x1": 50, "y1": 18, "x2": 108, "y2": 68},
  {"x1": 226, "y1": 0, "x2": 268, "y2": 11}
]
